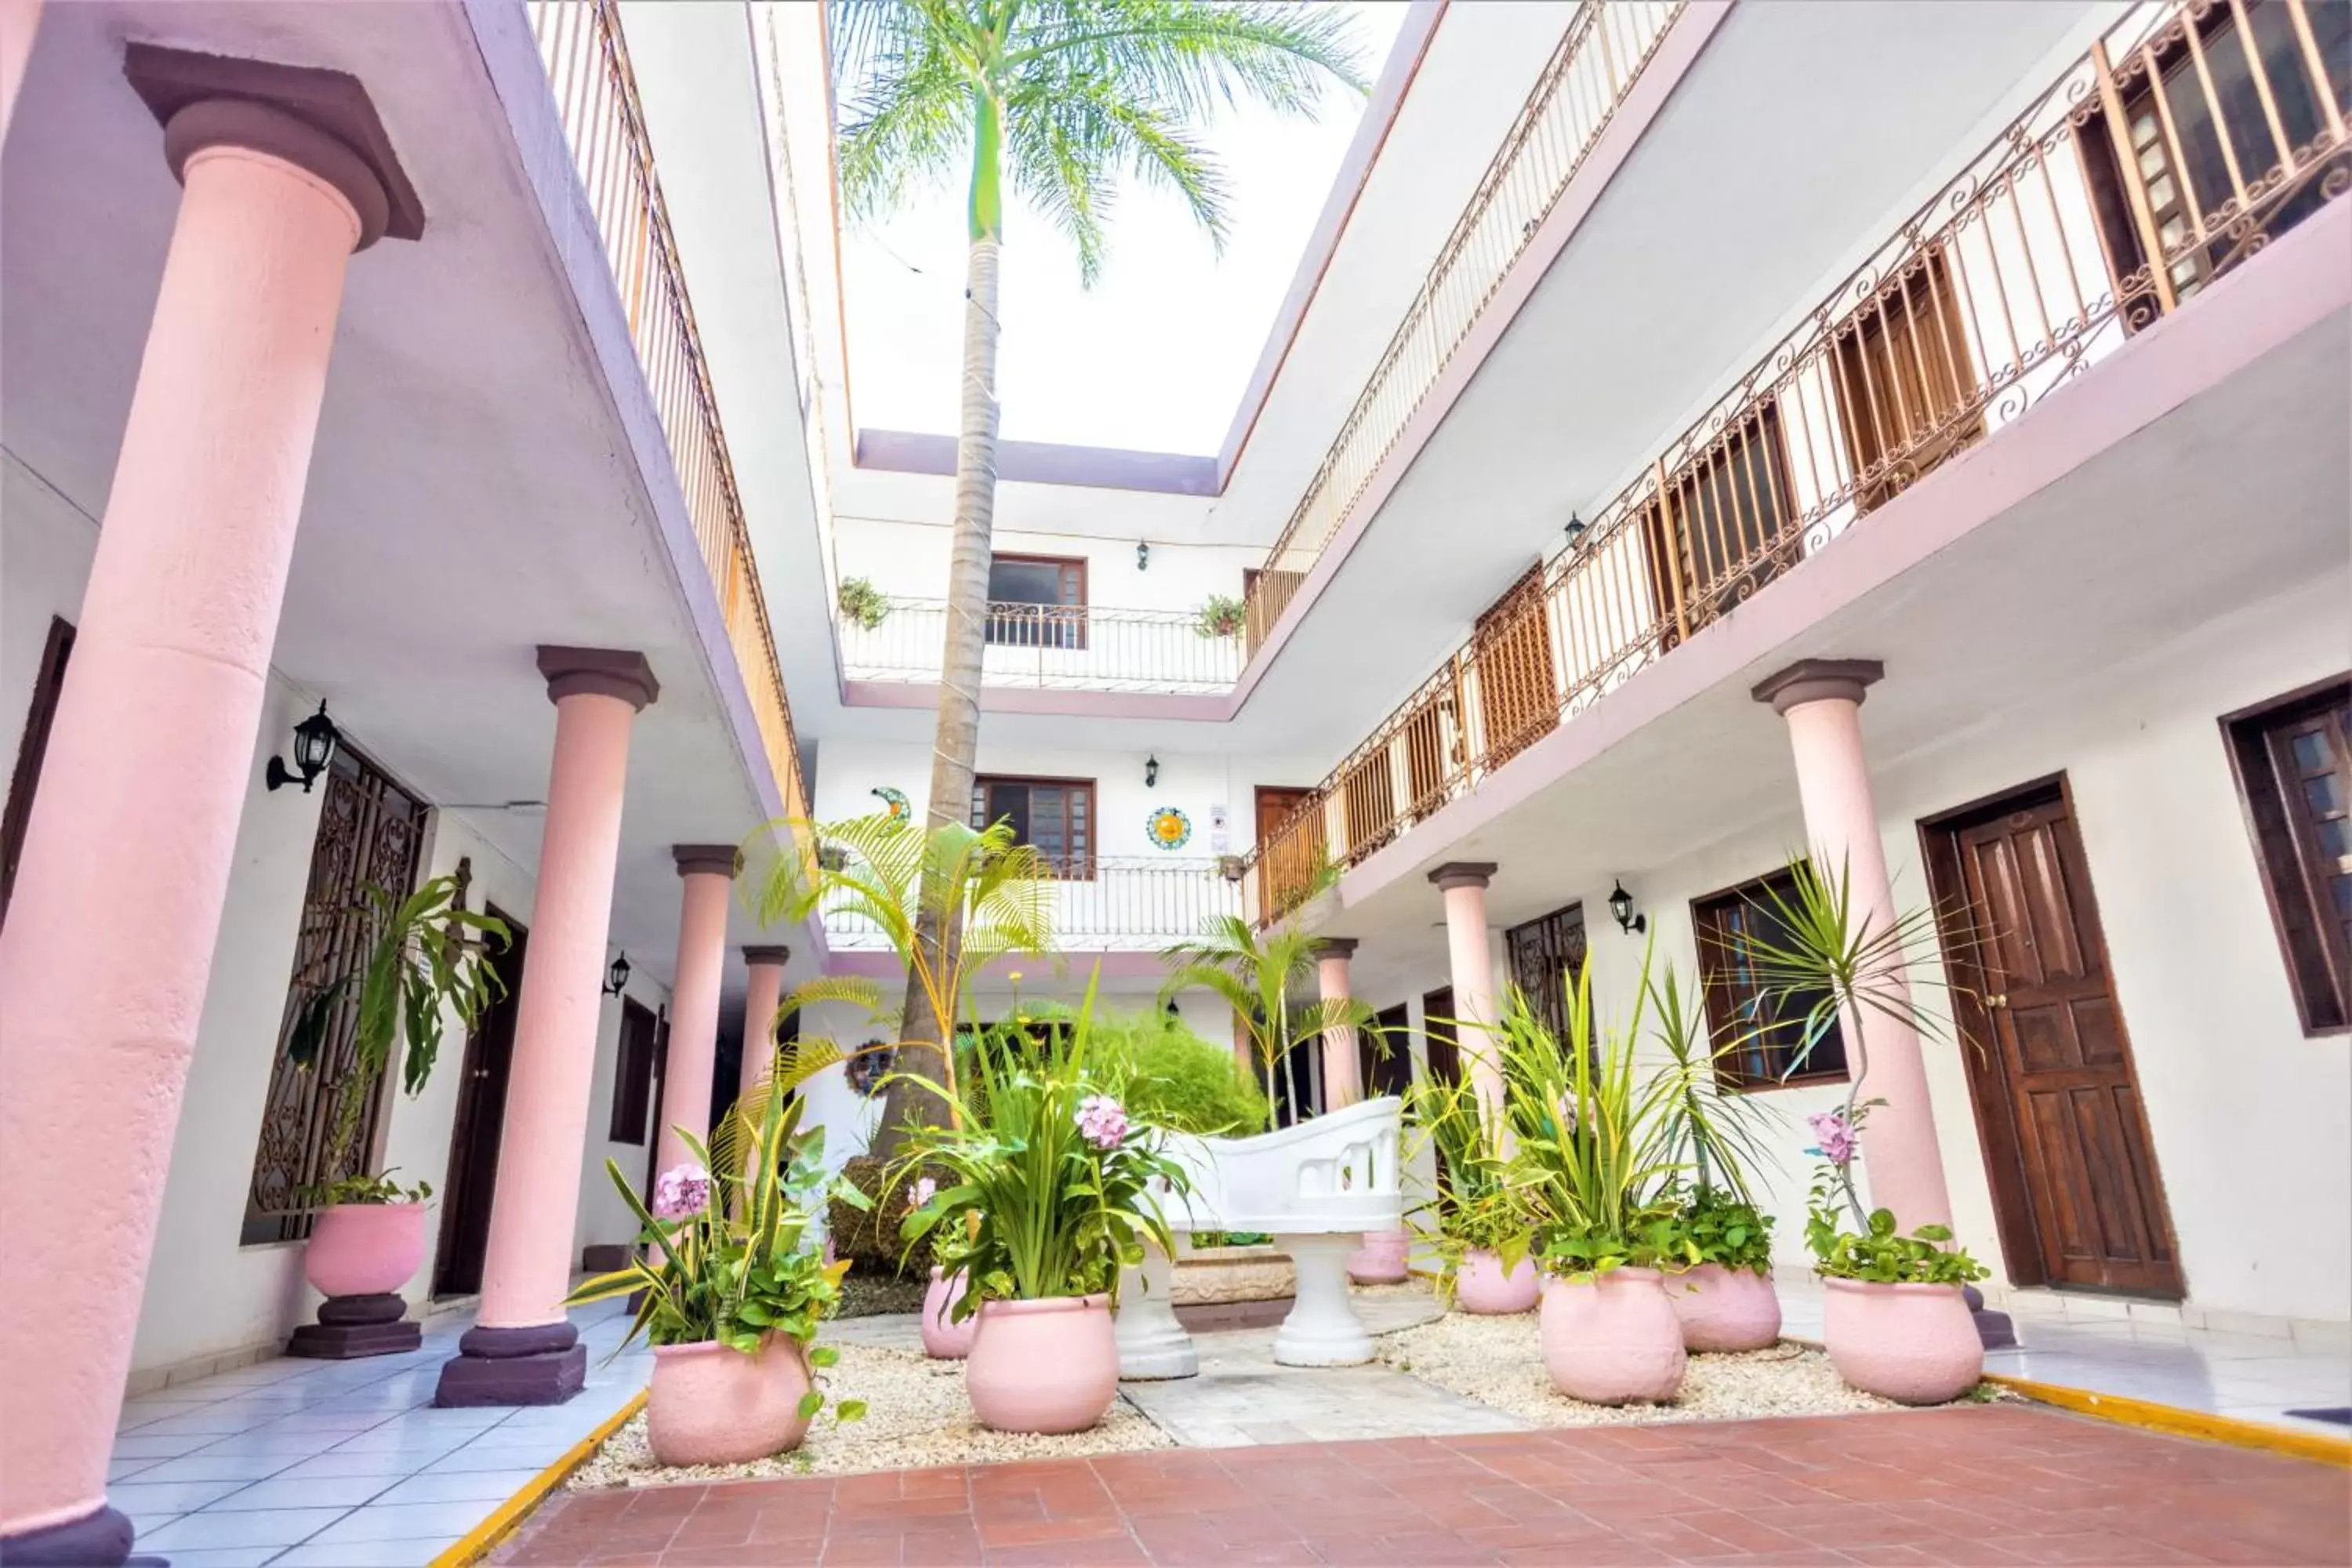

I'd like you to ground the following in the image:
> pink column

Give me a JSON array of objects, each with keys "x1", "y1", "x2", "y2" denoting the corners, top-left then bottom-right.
[
  {"x1": 1754, "y1": 659, "x2": 1953, "y2": 1232},
  {"x1": 1428, "y1": 863, "x2": 1504, "y2": 1120},
  {"x1": 0, "y1": 0, "x2": 40, "y2": 145},
  {"x1": 739, "y1": 946, "x2": 789, "y2": 1100},
  {"x1": 652, "y1": 848, "x2": 738, "y2": 1178},
  {"x1": 0, "y1": 96, "x2": 398, "y2": 1559},
  {"x1": 1316, "y1": 939, "x2": 1363, "y2": 1110},
  {"x1": 436, "y1": 649, "x2": 657, "y2": 1406}
]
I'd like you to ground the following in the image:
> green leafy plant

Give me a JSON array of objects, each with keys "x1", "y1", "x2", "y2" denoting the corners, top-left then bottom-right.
[
  {"x1": 1189, "y1": 1231, "x2": 1272, "y2": 1249},
  {"x1": 837, "y1": 575, "x2": 890, "y2": 631},
  {"x1": 1194, "y1": 594, "x2": 1247, "y2": 640},
  {"x1": 288, "y1": 873, "x2": 509, "y2": 1205},
  {"x1": 307, "y1": 1170, "x2": 433, "y2": 1207},
  {"x1": 1401, "y1": 1068, "x2": 1534, "y2": 1299},
  {"x1": 1159, "y1": 904, "x2": 1374, "y2": 1132},
  {"x1": 1675, "y1": 1184, "x2": 1774, "y2": 1274},
  {"x1": 566, "y1": 1089, "x2": 866, "y2": 1424},
  {"x1": 886, "y1": 977, "x2": 1190, "y2": 1321},
  {"x1": 1069, "y1": 1004, "x2": 1268, "y2": 1135},
  {"x1": 1644, "y1": 962, "x2": 1782, "y2": 1277},
  {"x1": 1810, "y1": 1207, "x2": 1990, "y2": 1287}
]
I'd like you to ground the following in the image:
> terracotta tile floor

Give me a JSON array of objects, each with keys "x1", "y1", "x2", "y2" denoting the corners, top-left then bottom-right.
[{"x1": 495, "y1": 1405, "x2": 2351, "y2": 1566}]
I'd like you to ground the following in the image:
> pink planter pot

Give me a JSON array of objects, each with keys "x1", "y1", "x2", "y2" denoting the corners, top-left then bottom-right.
[
  {"x1": 923, "y1": 1267, "x2": 976, "y2": 1359},
  {"x1": 1824, "y1": 1278, "x2": 1984, "y2": 1405},
  {"x1": 1541, "y1": 1269, "x2": 1687, "y2": 1405},
  {"x1": 303, "y1": 1203, "x2": 428, "y2": 1299},
  {"x1": 964, "y1": 1294, "x2": 1117, "y2": 1434},
  {"x1": 1348, "y1": 1228, "x2": 1411, "y2": 1284},
  {"x1": 1454, "y1": 1249, "x2": 1541, "y2": 1315},
  {"x1": 648, "y1": 1335, "x2": 815, "y2": 1468},
  {"x1": 1669, "y1": 1264, "x2": 1784, "y2": 1352}
]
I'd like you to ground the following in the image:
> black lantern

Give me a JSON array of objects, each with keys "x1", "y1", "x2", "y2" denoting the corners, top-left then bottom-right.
[
  {"x1": 265, "y1": 702, "x2": 341, "y2": 793},
  {"x1": 1144, "y1": 754, "x2": 1160, "y2": 789},
  {"x1": 603, "y1": 950, "x2": 632, "y2": 996},
  {"x1": 1564, "y1": 512, "x2": 1588, "y2": 550},
  {"x1": 1135, "y1": 540, "x2": 1151, "y2": 571},
  {"x1": 1608, "y1": 879, "x2": 1646, "y2": 935}
]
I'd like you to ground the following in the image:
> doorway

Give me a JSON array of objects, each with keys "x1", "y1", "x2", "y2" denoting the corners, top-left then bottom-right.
[
  {"x1": 432, "y1": 906, "x2": 528, "y2": 1299},
  {"x1": 1254, "y1": 785, "x2": 1323, "y2": 922},
  {"x1": 1922, "y1": 779, "x2": 2183, "y2": 1298}
]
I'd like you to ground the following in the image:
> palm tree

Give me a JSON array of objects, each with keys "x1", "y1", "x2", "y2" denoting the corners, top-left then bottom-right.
[
  {"x1": 1160, "y1": 913, "x2": 1374, "y2": 1132},
  {"x1": 831, "y1": 0, "x2": 1367, "y2": 1149}
]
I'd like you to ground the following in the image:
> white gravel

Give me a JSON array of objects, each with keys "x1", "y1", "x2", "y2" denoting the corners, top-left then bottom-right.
[
  {"x1": 567, "y1": 1338, "x2": 1173, "y2": 1490},
  {"x1": 1374, "y1": 1309, "x2": 1930, "y2": 1427}
]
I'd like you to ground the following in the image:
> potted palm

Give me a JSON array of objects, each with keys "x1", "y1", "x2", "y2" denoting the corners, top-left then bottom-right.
[
  {"x1": 287, "y1": 873, "x2": 507, "y2": 1358},
  {"x1": 891, "y1": 982, "x2": 1189, "y2": 1433},
  {"x1": 1404, "y1": 1070, "x2": 1537, "y2": 1313},
  {"x1": 567, "y1": 1087, "x2": 865, "y2": 1465},
  {"x1": 1737, "y1": 858, "x2": 1989, "y2": 1403},
  {"x1": 1500, "y1": 962, "x2": 1692, "y2": 1406}
]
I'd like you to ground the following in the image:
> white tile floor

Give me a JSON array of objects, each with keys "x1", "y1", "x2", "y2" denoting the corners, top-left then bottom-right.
[
  {"x1": 1774, "y1": 1279, "x2": 2352, "y2": 1441},
  {"x1": 110, "y1": 1300, "x2": 648, "y2": 1567}
]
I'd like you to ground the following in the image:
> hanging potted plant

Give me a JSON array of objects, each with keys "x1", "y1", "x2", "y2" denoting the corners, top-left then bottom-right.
[
  {"x1": 837, "y1": 575, "x2": 891, "y2": 631},
  {"x1": 1193, "y1": 593, "x2": 1247, "y2": 640},
  {"x1": 1403, "y1": 1071, "x2": 1537, "y2": 1313},
  {"x1": 1501, "y1": 960, "x2": 1693, "y2": 1406},
  {"x1": 891, "y1": 980, "x2": 1190, "y2": 1434},
  {"x1": 1738, "y1": 858, "x2": 1989, "y2": 1403},
  {"x1": 287, "y1": 874, "x2": 507, "y2": 1357},
  {"x1": 567, "y1": 1088, "x2": 866, "y2": 1465}
]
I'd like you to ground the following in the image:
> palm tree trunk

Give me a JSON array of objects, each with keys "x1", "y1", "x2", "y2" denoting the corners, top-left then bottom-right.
[{"x1": 874, "y1": 228, "x2": 1003, "y2": 1155}]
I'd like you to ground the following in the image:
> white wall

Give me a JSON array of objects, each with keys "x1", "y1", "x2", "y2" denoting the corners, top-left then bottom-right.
[{"x1": 833, "y1": 516, "x2": 1261, "y2": 618}]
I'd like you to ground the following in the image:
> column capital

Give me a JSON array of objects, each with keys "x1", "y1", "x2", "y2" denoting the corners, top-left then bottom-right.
[
  {"x1": 673, "y1": 844, "x2": 742, "y2": 879},
  {"x1": 1313, "y1": 938, "x2": 1359, "y2": 961},
  {"x1": 1751, "y1": 658, "x2": 1885, "y2": 715},
  {"x1": 741, "y1": 945, "x2": 790, "y2": 967},
  {"x1": 124, "y1": 43, "x2": 425, "y2": 250},
  {"x1": 537, "y1": 647, "x2": 659, "y2": 712},
  {"x1": 1427, "y1": 861, "x2": 1497, "y2": 892}
]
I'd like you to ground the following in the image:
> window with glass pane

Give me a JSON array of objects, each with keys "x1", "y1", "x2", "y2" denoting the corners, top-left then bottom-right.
[
  {"x1": 985, "y1": 554, "x2": 1087, "y2": 650},
  {"x1": 970, "y1": 775, "x2": 1094, "y2": 879},
  {"x1": 1693, "y1": 866, "x2": 1849, "y2": 1091},
  {"x1": 2225, "y1": 679, "x2": 2352, "y2": 1035}
]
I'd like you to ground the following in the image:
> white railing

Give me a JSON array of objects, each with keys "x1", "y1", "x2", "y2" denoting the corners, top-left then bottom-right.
[
  {"x1": 838, "y1": 598, "x2": 1244, "y2": 695},
  {"x1": 822, "y1": 858, "x2": 1240, "y2": 950}
]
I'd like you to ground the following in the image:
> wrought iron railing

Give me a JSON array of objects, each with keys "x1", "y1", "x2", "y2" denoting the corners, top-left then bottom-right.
[
  {"x1": 1243, "y1": 0, "x2": 2351, "y2": 923},
  {"x1": 838, "y1": 597, "x2": 1245, "y2": 695},
  {"x1": 530, "y1": 0, "x2": 814, "y2": 844},
  {"x1": 822, "y1": 858, "x2": 1240, "y2": 950},
  {"x1": 1240, "y1": 0, "x2": 1686, "y2": 655}
]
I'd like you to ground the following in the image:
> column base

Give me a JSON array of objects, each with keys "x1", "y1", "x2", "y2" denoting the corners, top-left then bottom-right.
[
  {"x1": 1964, "y1": 1286, "x2": 2017, "y2": 1350},
  {"x1": 1113, "y1": 1247, "x2": 1198, "y2": 1381},
  {"x1": 434, "y1": 1323, "x2": 586, "y2": 1407},
  {"x1": 0, "y1": 1502, "x2": 136, "y2": 1566},
  {"x1": 288, "y1": 1292, "x2": 422, "y2": 1359},
  {"x1": 1272, "y1": 1234, "x2": 1374, "y2": 1367}
]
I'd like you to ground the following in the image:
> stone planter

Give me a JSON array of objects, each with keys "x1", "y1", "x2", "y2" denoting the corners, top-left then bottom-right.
[
  {"x1": 1454, "y1": 1247, "x2": 1540, "y2": 1315},
  {"x1": 1824, "y1": 1278, "x2": 1984, "y2": 1404},
  {"x1": 921, "y1": 1267, "x2": 975, "y2": 1359},
  {"x1": 648, "y1": 1335, "x2": 815, "y2": 1467},
  {"x1": 290, "y1": 1202, "x2": 426, "y2": 1359},
  {"x1": 966, "y1": 1294, "x2": 1119, "y2": 1434},
  {"x1": 1541, "y1": 1269, "x2": 1686, "y2": 1405},
  {"x1": 1171, "y1": 1240, "x2": 1294, "y2": 1305},
  {"x1": 1348, "y1": 1227, "x2": 1411, "y2": 1284},
  {"x1": 1669, "y1": 1263, "x2": 1783, "y2": 1352}
]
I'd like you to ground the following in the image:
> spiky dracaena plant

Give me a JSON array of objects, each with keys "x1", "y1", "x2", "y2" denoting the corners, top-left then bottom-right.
[
  {"x1": 1158, "y1": 912, "x2": 1377, "y2": 1132},
  {"x1": 744, "y1": 814, "x2": 1053, "y2": 1131},
  {"x1": 832, "y1": 0, "x2": 1367, "y2": 1152}
]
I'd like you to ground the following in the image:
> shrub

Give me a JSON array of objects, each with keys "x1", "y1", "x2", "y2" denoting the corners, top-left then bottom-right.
[
  {"x1": 1086, "y1": 1007, "x2": 1268, "y2": 1135},
  {"x1": 828, "y1": 1155, "x2": 940, "y2": 1279}
]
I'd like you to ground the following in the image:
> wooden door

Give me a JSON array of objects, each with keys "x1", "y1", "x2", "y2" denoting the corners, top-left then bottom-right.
[
  {"x1": 1420, "y1": 986, "x2": 1459, "y2": 1087},
  {"x1": 433, "y1": 910, "x2": 529, "y2": 1298},
  {"x1": 1925, "y1": 783, "x2": 2181, "y2": 1296},
  {"x1": 1254, "y1": 785, "x2": 1323, "y2": 922},
  {"x1": 1363, "y1": 1003, "x2": 1412, "y2": 1099}
]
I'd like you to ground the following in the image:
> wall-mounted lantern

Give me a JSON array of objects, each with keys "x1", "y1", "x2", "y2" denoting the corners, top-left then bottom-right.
[
  {"x1": 1135, "y1": 540, "x2": 1151, "y2": 571},
  {"x1": 265, "y1": 702, "x2": 341, "y2": 793},
  {"x1": 1608, "y1": 878, "x2": 1646, "y2": 935},
  {"x1": 1144, "y1": 754, "x2": 1160, "y2": 789},
  {"x1": 603, "y1": 950, "x2": 632, "y2": 996}
]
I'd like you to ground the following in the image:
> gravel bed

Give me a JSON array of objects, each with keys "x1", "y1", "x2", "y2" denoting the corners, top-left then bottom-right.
[
  {"x1": 567, "y1": 1338, "x2": 1173, "y2": 1490},
  {"x1": 1376, "y1": 1309, "x2": 1936, "y2": 1427}
]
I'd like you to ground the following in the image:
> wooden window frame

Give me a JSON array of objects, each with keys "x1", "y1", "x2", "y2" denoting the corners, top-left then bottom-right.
[
  {"x1": 0, "y1": 615, "x2": 74, "y2": 924},
  {"x1": 985, "y1": 552, "x2": 1089, "y2": 652},
  {"x1": 1829, "y1": 244, "x2": 1983, "y2": 514},
  {"x1": 2221, "y1": 674, "x2": 2352, "y2": 1036},
  {"x1": 971, "y1": 772, "x2": 1097, "y2": 880},
  {"x1": 1692, "y1": 864, "x2": 1851, "y2": 1091},
  {"x1": 610, "y1": 995, "x2": 659, "y2": 1144}
]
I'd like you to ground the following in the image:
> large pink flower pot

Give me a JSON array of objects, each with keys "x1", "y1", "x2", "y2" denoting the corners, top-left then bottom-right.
[
  {"x1": 1541, "y1": 1269, "x2": 1687, "y2": 1405},
  {"x1": 303, "y1": 1203, "x2": 428, "y2": 1298},
  {"x1": 1454, "y1": 1248, "x2": 1540, "y2": 1314},
  {"x1": 1670, "y1": 1263, "x2": 1783, "y2": 1352},
  {"x1": 964, "y1": 1294, "x2": 1117, "y2": 1434},
  {"x1": 648, "y1": 1335, "x2": 815, "y2": 1467},
  {"x1": 1824, "y1": 1278, "x2": 1984, "y2": 1405},
  {"x1": 1348, "y1": 1228, "x2": 1411, "y2": 1284},
  {"x1": 923, "y1": 1267, "x2": 976, "y2": 1359}
]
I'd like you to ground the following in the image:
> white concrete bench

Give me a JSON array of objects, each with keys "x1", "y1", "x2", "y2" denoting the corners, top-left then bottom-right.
[{"x1": 1116, "y1": 1095, "x2": 1404, "y2": 1375}]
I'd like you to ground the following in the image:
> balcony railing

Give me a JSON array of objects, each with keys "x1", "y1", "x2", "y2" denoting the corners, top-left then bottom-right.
[
  {"x1": 530, "y1": 1, "x2": 814, "y2": 843},
  {"x1": 822, "y1": 858, "x2": 1240, "y2": 951},
  {"x1": 1240, "y1": 0, "x2": 1686, "y2": 654},
  {"x1": 1243, "y1": 0, "x2": 2351, "y2": 923},
  {"x1": 838, "y1": 598, "x2": 1244, "y2": 695}
]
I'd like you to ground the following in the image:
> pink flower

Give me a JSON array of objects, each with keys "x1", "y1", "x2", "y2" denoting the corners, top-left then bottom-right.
[
  {"x1": 909, "y1": 1176, "x2": 938, "y2": 1211},
  {"x1": 1808, "y1": 1110, "x2": 1858, "y2": 1167},
  {"x1": 652, "y1": 1162, "x2": 710, "y2": 1219},
  {"x1": 1076, "y1": 1094, "x2": 1129, "y2": 1152}
]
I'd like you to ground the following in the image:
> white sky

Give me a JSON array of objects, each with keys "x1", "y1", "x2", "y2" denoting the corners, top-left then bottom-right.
[{"x1": 837, "y1": 2, "x2": 1409, "y2": 454}]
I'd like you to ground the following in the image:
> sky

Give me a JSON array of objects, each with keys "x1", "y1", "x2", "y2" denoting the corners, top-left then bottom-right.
[{"x1": 835, "y1": 3, "x2": 1410, "y2": 455}]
